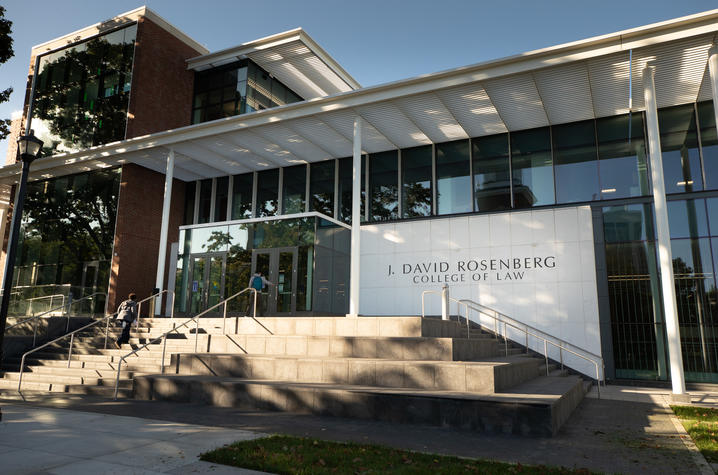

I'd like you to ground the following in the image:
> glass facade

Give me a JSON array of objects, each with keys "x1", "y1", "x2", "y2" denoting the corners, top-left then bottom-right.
[
  {"x1": 32, "y1": 24, "x2": 137, "y2": 155},
  {"x1": 473, "y1": 133, "x2": 510, "y2": 211},
  {"x1": 192, "y1": 59, "x2": 302, "y2": 124},
  {"x1": 281, "y1": 165, "x2": 306, "y2": 214},
  {"x1": 402, "y1": 145, "x2": 433, "y2": 218},
  {"x1": 370, "y1": 150, "x2": 398, "y2": 221},
  {"x1": 13, "y1": 168, "x2": 122, "y2": 316},
  {"x1": 436, "y1": 140, "x2": 472, "y2": 215}
]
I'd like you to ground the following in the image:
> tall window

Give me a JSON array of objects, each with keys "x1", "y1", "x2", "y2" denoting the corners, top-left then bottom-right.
[
  {"x1": 698, "y1": 101, "x2": 718, "y2": 190},
  {"x1": 256, "y1": 169, "x2": 279, "y2": 217},
  {"x1": 231, "y1": 173, "x2": 253, "y2": 220},
  {"x1": 338, "y1": 156, "x2": 366, "y2": 223},
  {"x1": 32, "y1": 24, "x2": 137, "y2": 155},
  {"x1": 472, "y1": 133, "x2": 510, "y2": 211},
  {"x1": 282, "y1": 165, "x2": 307, "y2": 214},
  {"x1": 310, "y1": 160, "x2": 335, "y2": 217},
  {"x1": 197, "y1": 179, "x2": 212, "y2": 224},
  {"x1": 436, "y1": 140, "x2": 471, "y2": 215},
  {"x1": 552, "y1": 120, "x2": 599, "y2": 203},
  {"x1": 401, "y1": 145, "x2": 432, "y2": 218},
  {"x1": 511, "y1": 128, "x2": 554, "y2": 208},
  {"x1": 370, "y1": 151, "x2": 398, "y2": 221},
  {"x1": 596, "y1": 113, "x2": 649, "y2": 199},
  {"x1": 214, "y1": 177, "x2": 229, "y2": 222},
  {"x1": 659, "y1": 104, "x2": 702, "y2": 193}
]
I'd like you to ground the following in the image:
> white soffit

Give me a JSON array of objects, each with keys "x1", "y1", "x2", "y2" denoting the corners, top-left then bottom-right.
[
  {"x1": 482, "y1": 74, "x2": 549, "y2": 131},
  {"x1": 253, "y1": 123, "x2": 334, "y2": 162},
  {"x1": 354, "y1": 101, "x2": 431, "y2": 149},
  {"x1": 287, "y1": 117, "x2": 353, "y2": 157},
  {"x1": 533, "y1": 63, "x2": 595, "y2": 124},
  {"x1": 587, "y1": 51, "x2": 631, "y2": 117},
  {"x1": 434, "y1": 84, "x2": 507, "y2": 136},
  {"x1": 320, "y1": 109, "x2": 395, "y2": 153},
  {"x1": 394, "y1": 93, "x2": 469, "y2": 143}
]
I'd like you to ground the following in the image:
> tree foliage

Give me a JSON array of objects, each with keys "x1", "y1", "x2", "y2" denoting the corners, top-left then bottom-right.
[{"x1": 0, "y1": 6, "x2": 14, "y2": 140}]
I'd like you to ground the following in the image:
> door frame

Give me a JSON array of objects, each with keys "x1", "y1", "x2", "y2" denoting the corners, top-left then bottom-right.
[
  {"x1": 186, "y1": 252, "x2": 227, "y2": 314},
  {"x1": 251, "y1": 247, "x2": 298, "y2": 315}
]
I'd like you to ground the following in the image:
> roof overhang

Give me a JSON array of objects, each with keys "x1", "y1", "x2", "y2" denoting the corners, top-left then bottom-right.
[
  {"x1": 5, "y1": 9, "x2": 718, "y2": 185},
  {"x1": 186, "y1": 28, "x2": 360, "y2": 99}
]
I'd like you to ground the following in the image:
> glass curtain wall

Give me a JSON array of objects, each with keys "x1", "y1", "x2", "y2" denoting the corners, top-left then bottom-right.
[
  {"x1": 511, "y1": 128, "x2": 554, "y2": 208},
  {"x1": 310, "y1": 160, "x2": 335, "y2": 217},
  {"x1": 552, "y1": 120, "x2": 599, "y2": 203},
  {"x1": 256, "y1": 169, "x2": 279, "y2": 217},
  {"x1": 214, "y1": 177, "x2": 229, "y2": 222},
  {"x1": 472, "y1": 133, "x2": 511, "y2": 211},
  {"x1": 698, "y1": 102, "x2": 718, "y2": 189},
  {"x1": 596, "y1": 113, "x2": 649, "y2": 199},
  {"x1": 659, "y1": 104, "x2": 702, "y2": 194},
  {"x1": 401, "y1": 145, "x2": 433, "y2": 218},
  {"x1": 13, "y1": 169, "x2": 122, "y2": 316},
  {"x1": 436, "y1": 140, "x2": 472, "y2": 215},
  {"x1": 370, "y1": 151, "x2": 399, "y2": 221},
  {"x1": 32, "y1": 24, "x2": 137, "y2": 155},
  {"x1": 231, "y1": 173, "x2": 253, "y2": 220},
  {"x1": 282, "y1": 165, "x2": 307, "y2": 214}
]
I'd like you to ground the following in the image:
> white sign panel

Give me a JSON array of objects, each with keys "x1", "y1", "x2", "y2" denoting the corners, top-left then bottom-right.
[{"x1": 359, "y1": 206, "x2": 601, "y2": 375}]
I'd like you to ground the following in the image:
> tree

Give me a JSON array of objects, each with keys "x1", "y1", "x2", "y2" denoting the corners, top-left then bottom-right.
[{"x1": 0, "y1": 6, "x2": 13, "y2": 140}]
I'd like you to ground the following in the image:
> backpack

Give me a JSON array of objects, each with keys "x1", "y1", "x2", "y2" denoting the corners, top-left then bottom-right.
[
  {"x1": 116, "y1": 300, "x2": 136, "y2": 322},
  {"x1": 251, "y1": 275, "x2": 263, "y2": 291}
]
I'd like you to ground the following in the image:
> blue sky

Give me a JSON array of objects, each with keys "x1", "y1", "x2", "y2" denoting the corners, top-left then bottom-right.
[{"x1": 1, "y1": 0, "x2": 717, "y2": 159}]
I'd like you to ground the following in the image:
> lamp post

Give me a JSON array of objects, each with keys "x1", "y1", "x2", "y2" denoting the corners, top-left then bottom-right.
[{"x1": 0, "y1": 133, "x2": 43, "y2": 364}]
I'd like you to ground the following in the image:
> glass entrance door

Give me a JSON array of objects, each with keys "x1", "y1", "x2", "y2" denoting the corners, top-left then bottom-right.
[
  {"x1": 251, "y1": 247, "x2": 298, "y2": 315},
  {"x1": 187, "y1": 253, "x2": 226, "y2": 314}
]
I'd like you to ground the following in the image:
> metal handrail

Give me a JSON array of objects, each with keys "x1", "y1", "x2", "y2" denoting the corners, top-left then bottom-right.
[
  {"x1": 113, "y1": 287, "x2": 259, "y2": 399},
  {"x1": 17, "y1": 290, "x2": 168, "y2": 392},
  {"x1": 7, "y1": 292, "x2": 106, "y2": 346},
  {"x1": 26, "y1": 294, "x2": 66, "y2": 316},
  {"x1": 421, "y1": 290, "x2": 605, "y2": 398}
]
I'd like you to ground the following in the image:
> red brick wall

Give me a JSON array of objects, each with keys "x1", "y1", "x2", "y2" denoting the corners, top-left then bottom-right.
[
  {"x1": 108, "y1": 164, "x2": 186, "y2": 314},
  {"x1": 125, "y1": 16, "x2": 201, "y2": 138}
]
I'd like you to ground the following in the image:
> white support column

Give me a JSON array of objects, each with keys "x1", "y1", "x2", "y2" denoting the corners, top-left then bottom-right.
[
  {"x1": 708, "y1": 46, "x2": 718, "y2": 137},
  {"x1": 154, "y1": 148, "x2": 175, "y2": 315},
  {"x1": 348, "y1": 117, "x2": 362, "y2": 318},
  {"x1": 643, "y1": 65, "x2": 688, "y2": 400}
]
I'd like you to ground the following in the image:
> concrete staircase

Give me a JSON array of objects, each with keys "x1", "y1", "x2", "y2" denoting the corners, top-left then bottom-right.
[{"x1": 0, "y1": 316, "x2": 590, "y2": 436}]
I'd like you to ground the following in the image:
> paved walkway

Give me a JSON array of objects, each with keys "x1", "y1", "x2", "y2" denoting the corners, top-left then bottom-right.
[
  {"x1": 0, "y1": 404, "x2": 271, "y2": 474},
  {"x1": 0, "y1": 384, "x2": 716, "y2": 475}
]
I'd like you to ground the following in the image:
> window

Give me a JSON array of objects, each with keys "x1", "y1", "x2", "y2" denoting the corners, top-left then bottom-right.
[
  {"x1": 659, "y1": 104, "x2": 702, "y2": 193},
  {"x1": 698, "y1": 101, "x2": 718, "y2": 190},
  {"x1": 231, "y1": 173, "x2": 253, "y2": 220},
  {"x1": 596, "y1": 113, "x2": 649, "y2": 199},
  {"x1": 197, "y1": 179, "x2": 212, "y2": 224},
  {"x1": 436, "y1": 140, "x2": 471, "y2": 215},
  {"x1": 667, "y1": 199, "x2": 709, "y2": 239},
  {"x1": 472, "y1": 134, "x2": 510, "y2": 211},
  {"x1": 183, "y1": 182, "x2": 196, "y2": 225},
  {"x1": 511, "y1": 128, "x2": 554, "y2": 208},
  {"x1": 552, "y1": 120, "x2": 599, "y2": 203},
  {"x1": 282, "y1": 165, "x2": 307, "y2": 214},
  {"x1": 401, "y1": 145, "x2": 432, "y2": 218},
  {"x1": 256, "y1": 169, "x2": 279, "y2": 217},
  {"x1": 370, "y1": 151, "x2": 398, "y2": 221},
  {"x1": 338, "y1": 156, "x2": 366, "y2": 224},
  {"x1": 310, "y1": 160, "x2": 335, "y2": 217},
  {"x1": 214, "y1": 176, "x2": 228, "y2": 222}
]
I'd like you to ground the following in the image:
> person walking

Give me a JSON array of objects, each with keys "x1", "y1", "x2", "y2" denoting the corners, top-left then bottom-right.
[
  {"x1": 115, "y1": 293, "x2": 138, "y2": 348},
  {"x1": 247, "y1": 271, "x2": 274, "y2": 317}
]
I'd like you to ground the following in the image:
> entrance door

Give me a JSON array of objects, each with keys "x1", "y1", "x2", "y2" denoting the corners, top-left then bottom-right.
[
  {"x1": 251, "y1": 247, "x2": 298, "y2": 315},
  {"x1": 187, "y1": 253, "x2": 226, "y2": 314}
]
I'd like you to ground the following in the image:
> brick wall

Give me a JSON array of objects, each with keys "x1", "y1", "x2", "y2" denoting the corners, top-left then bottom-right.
[
  {"x1": 125, "y1": 16, "x2": 201, "y2": 138},
  {"x1": 108, "y1": 164, "x2": 186, "y2": 314}
]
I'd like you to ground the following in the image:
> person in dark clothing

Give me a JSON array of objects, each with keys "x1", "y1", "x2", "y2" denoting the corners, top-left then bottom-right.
[
  {"x1": 115, "y1": 293, "x2": 138, "y2": 348},
  {"x1": 247, "y1": 271, "x2": 274, "y2": 317}
]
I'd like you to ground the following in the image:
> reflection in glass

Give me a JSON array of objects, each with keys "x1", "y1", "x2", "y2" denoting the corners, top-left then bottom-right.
[
  {"x1": 698, "y1": 101, "x2": 718, "y2": 190},
  {"x1": 472, "y1": 133, "x2": 510, "y2": 211},
  {"x1": 436, "y1": 140, "x2": 471, "y2": 215},
  {"x1": 596, "y1": 113, "x2": 649, "y2": 199},
  {"x1": 310, "y1": 160, "x2": 335, "y2": 217},
  {"x1": 198, "y1": 179, "x2": 212, "y2": 224},
  {"x1": 214, "y1": 176, "x2": 228, "y2": 222},
  {"x1": 183, "y1": 183, "x2": 196, "y2": 225},
  {"x1": 553, "y1": 120, "x2": 599, "y2": 203},
  {"x1": 282, "y1": 165, "x2": 306, "y2": 214},
  {"x1": 231, "y1": 173, "x2": 253, "y2": 220},
  {"x1": 602, "y1": 204, "x2": 655, "y2": 243},
  {"x1": 338, "y1": 156, "x2": 366, "y2": 223},
  {"x1": 511, "y1": 128, "x2": 554, "y2": 208},
  {"x1": 401, "y1": 145, "x2": 432, "y2": 218},
  {"x1": 667, "y1": 199, "x2": 708, "y2": 239},
  {"x1": 370, "y1": 151, "x2": 398, "y2": 221},
  {"x1": 659, "y1": 104, "x2": 703, "y2": 193},
  {"x1": 256, "y1": 169, "x2": 279, "y2": 217}
]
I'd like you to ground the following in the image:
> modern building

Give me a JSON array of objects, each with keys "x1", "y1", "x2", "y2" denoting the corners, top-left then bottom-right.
[{"x1": 4, "y1": 6, "x2": 718, "y2": 392}]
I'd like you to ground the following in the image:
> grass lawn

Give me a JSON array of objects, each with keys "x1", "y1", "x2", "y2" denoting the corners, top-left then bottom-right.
[
  {"x1": 672, "y1": 405, "x2": 718, "y2": 463},
  {"x1": 200, "y1": 434, "x2": 597, "y2": 474}
]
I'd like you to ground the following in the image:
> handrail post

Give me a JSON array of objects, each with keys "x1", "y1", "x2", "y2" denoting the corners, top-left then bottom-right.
[
  {"x1": 560, "y1": 348, "x2": 564, "y2": 370},
  {"x1": 596, "y1": 363, "x2": 601, "y2": 399},
  {"x1": 171, "y1": 292, "x2": 176, "y2": 320},
  {"x1": 544, "y1": 340, "x2": 549, "y2": 376},
  {"x1": 65, "y1": 292, "x2": 73, "y2": 332},
  {"x1": 504, "y1": 322, "x2": 508, "y2": 356},
  {"x1": 465, "y1": 304, "x2": 470, "y2": 339},
  {"x1": 32, "y1": 317, "x2": 37, "y2": 347},
  {"x1": 195, "y1": 317, "x2": 199, "y2": 352},
  {"x1": 104, "y1": 316, "x2": 111, "y2": 349},
  {"x1": 137, "y1": 302, "x2": 142, "y2": 334},
  {"x1": 113, "y1": 358, "x2": 123, "y2": 400},
  {"x1": 67, "y1": 333, "x2": 75, "y2": 368},
  {"x1": 421, "y1": 292, "x2": 425, "y2": 318},
  {"x1": 441, "y1": 284, "x2": 449, "y2": 321},
  {"x1": 223, "y1": 300, "x2": 228, "y2": 335},
  {"x1": 525, "y1": 328, "x2": 529, "y2": 354},
  {"x1": 253, "y1": 289, "x2": 257, "y2": 318},
  {"x1": 18, "y1": 353, "x2": 26, "y2": 392}
]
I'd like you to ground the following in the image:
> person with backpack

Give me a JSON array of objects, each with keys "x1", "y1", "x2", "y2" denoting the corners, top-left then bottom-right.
[
  {"x1": 247, "y1": 271, "x2": 274, "y2": 317},
  {"x1": 114, "y1": 293, "x2": 138, "y2": 348}
]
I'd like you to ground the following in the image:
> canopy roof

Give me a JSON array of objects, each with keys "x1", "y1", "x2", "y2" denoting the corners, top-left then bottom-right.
[{"x1": 4, "y1": 9, "x2": 718, "y2": 185}]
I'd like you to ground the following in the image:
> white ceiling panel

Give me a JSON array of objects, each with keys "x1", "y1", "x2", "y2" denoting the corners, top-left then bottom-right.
[
  {"x1": 482, "y1": 74, "x2": 549, "y2": 131},
  {"x1": 434, "y1": 84, "x2": 507, "y2": 136},
  {"x1": 287, "y1": 117, "x2": 353, "y2": 157},
  {"x1": 229, "y1": 130, "x2": 304, "y2": 167},
  {"x1": 171, "y1": 141, "x2": 244, "y2": 175},
  {"x1": 394, "y1": 93, "x2": 469, "y2": 143},
  {"x1": 320, "y1": 109, "x2": 395, "y2": 154},
  {"x1": 355, "y1": 101, "x2": 431, "y2": 149},
  {"x1": 253, "y1": 123, "x2": 333, "y2": 162},
  {"x1": 587, "y1": 51, "x2": 631, "y2": 118},
  {"x1": 533, "y1": 63, "x2": 594, "y2": 124}
]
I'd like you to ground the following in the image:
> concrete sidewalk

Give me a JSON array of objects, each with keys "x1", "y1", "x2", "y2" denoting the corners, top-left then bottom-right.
[
  {"x1": 0, "y1": 404, "x2": 271, "y2": 474},
  {"x1": 0, "y1": 384, "x2": 715, "y2": 474}
]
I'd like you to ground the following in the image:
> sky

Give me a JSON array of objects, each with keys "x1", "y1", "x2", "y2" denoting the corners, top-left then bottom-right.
[{"x1": 1, "y1": 0, "x2": 717, "y2": 159}]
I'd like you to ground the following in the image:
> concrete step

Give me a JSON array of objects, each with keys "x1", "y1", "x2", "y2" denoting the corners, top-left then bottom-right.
[
  {"x1": 133, "y1": 373, "x2": 587, "y2": 436},
  {"x1": 0, "y1": 377, "x2": 132, "y2": 395},
  {"x1": 5, "y1": 365, "x2": 152, "y2": 379},
  {"x1": 4, "y1": 358, "x2": 163, "y2": 373},
  {"x1": 170, "y1": 353, "x2": 551, "y2": 393},
  {"x1": 3, "y1": 371, "x2": 133, "y2": 388},
  {"x1": 17, "y1": 352, "x2": 168, "y2": 366}
]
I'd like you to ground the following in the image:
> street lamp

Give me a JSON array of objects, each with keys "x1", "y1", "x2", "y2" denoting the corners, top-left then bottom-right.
[{"x1": 0, "y1": 132, "x2": 43, "y2": 364}]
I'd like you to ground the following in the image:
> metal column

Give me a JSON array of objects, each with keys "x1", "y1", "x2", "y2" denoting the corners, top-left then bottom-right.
[
  {"x1": 154, "y1": 148, "x2": 175, "y2": 315},
  {"x1": 643, "y1": 65, "x2": 688, "y2": 400},
  {"x1": 348, "y1": 117, "x2": 362, "y2": 317}
]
